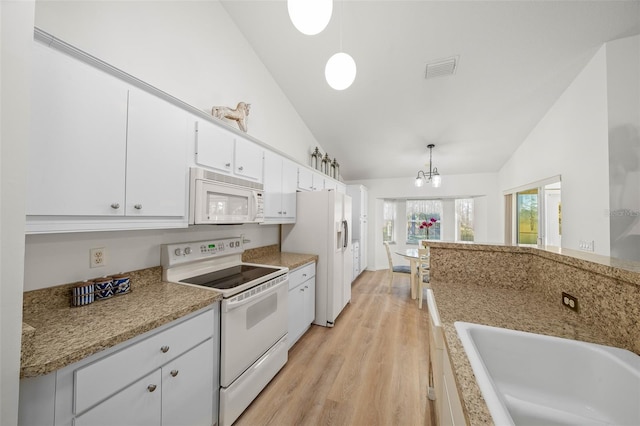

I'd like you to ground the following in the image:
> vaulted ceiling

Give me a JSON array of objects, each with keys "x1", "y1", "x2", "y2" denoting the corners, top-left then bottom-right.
[{"x1": 221, "y1": 0, "x2": 640, "y2": 181}]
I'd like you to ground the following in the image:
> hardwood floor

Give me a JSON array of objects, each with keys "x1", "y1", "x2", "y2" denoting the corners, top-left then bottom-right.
[{"x1": 235, "y1": 270, "x2": 434, "y2": 426}]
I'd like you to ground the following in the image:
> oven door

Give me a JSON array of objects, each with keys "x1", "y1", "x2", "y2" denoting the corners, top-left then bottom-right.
[
  {"x1": 193, "y1": 179, "x2": 262, "y2": 224},
  {"x1": 220, "y1": 276, "x2": 288, "y2": 387}
]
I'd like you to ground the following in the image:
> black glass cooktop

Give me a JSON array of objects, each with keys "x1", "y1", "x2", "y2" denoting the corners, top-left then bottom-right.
[{"x1": 181, "y1": 265, "x2": 281, "y2": 290}]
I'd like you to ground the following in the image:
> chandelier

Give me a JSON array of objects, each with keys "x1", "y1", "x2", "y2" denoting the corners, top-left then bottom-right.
[{"x1": 415, "y1": 144, "x2": 442, "y2": 188}]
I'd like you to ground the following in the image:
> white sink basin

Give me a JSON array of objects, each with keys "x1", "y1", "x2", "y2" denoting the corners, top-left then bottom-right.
[{"x1": 455, "y1": 322, "x2": 640, "y2": 426}]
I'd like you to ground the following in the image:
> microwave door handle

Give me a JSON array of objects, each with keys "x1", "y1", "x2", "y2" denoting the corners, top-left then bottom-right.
[{"x1": 252, "y1": 191, "x2": 259, "y2": 221}]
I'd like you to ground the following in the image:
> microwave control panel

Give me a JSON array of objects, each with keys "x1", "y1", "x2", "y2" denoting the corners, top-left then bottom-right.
[{"x1": 161, "y1": 237, "x2": 244, "y2": 267}]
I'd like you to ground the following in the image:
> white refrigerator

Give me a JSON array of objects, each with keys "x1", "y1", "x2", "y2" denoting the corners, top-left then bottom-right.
[{"x1": 281, "y1": 190, "x2": 353, "y2": 327}]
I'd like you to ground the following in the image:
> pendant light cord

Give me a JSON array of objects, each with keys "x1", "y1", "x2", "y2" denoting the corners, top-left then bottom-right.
[{"x1": 339, "y1": 0, "x2": 343, "y2": 52}]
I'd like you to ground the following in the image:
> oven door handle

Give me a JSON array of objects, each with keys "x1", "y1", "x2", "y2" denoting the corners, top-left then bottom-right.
[{"x1": 224, "y1": 276, "x2": 288, "y2": 312}]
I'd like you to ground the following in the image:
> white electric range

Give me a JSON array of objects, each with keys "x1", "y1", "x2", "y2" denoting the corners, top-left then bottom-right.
[{"x1": 161, "y1": 237, "x2": 289, "y2": 426}]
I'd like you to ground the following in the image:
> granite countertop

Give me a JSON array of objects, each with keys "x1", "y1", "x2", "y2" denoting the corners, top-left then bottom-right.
[
  {"x1": 242, "y1": 244, "x2": 318, "y2": 270},
  {"x1": 430, "y1": 282, "x2": 621, "y2": 425},
  {"x1": 21, "y1": 267, "x2": 221, "y2": 378}
]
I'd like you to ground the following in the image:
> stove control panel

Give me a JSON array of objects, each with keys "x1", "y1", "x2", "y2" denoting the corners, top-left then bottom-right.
[{"x1": 161, "y1": 237, "x2": 244, "y2": 267}]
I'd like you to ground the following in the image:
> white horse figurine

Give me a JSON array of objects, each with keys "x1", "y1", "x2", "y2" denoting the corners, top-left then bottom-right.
[{"x1": 211, "y1": 102, "x2": 251, "y2": 132}]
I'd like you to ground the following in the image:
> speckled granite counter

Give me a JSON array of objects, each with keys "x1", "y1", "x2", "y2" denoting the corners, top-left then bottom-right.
[
  {"x1": 21, "y1": 266, "x2": 221, "y2": 379},
  {"x1": 243, "y1": 244, "x2": 318, "y2": 270},
  {"x1": 426, "y1": 242, "x2": 640, "y2": 426},
  {"x1": 431, "y1": 282, "x2": 619, "y2": 425}
]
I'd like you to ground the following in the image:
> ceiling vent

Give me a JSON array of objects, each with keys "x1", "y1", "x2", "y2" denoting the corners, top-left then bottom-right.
[{"x1": 425, "y1": 56, "x2": 458, "y2": 79}]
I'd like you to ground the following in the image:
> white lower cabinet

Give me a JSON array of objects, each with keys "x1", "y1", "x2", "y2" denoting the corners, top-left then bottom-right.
[
  {"x1": 352, "y1": 241, "x2": 360, "y2": 282},
  {"x1": 18, "y1": 304, "x2": 219, "y2": 426},
  {"x1": 427, "y1": 290, "x2": 466, "y2": 426},
  {"x1": 74, "y1": 369, "x2": 162, "y2": 426},
  {"x1": 287, "y1": 262, "x2": 316, "y2": 349}
]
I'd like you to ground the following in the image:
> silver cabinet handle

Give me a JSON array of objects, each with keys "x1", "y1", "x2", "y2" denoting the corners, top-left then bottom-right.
[
  {"x1": 283, "y1": 211, "x2": 287, "y2": 215},
  {"x1": 170, "y1": 370, "x2": 179, "y2": 377},
  {"x1": 160, "y1": 346, "x2": 170, "y2": 353},
  {"x1": 302, "y1": 274, "x2": 307, "y2": 278},
  {"x1": 238, "y1": 166, "x2": 244, "y2": 171},
  {"x1": 225, "y1": 163, "x2": 231, "y2": 168},
  {"x1": 134, "y1": 204, "x2": 142, "y2": 210},
  {"x1": 300, "y1": 288, "x2": 304, "y2": 292},
  {"x1": 147, "y1": 384, "x2": 157, "y2": 392},
  {"x1": 278, "y1": 211, "x2": 282, "y2": 214},
  {"x1": 111, "y1": 203, "x2": 120, "y2": 209},
  {"x1": 304, "y1": 285, "x2": 309, "y2": 289}
]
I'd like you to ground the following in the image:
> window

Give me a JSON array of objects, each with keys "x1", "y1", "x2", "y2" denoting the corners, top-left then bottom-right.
[
  {"x1": 517, "y1": 189, "x2": 538, "y2": 245},
  {"x1": 382, "y1": 200, "x2": 396, "y2": 243},
  {"x1": 455, "y1": 199, "x2": 474, "y2": 242},
  {"x1": 406, "y1": 200, "x2": 442, "y2": 244}
]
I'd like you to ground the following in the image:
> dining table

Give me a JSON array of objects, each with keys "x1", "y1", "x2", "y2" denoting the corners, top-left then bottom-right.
[{"x1": 394, "y1": 248, "x2": 421, "y2": 299}]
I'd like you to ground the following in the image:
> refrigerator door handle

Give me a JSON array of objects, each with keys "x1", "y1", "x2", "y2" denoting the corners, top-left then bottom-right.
[{"x1": 343, "y1": 220, "x2": 349, "y2": 248}]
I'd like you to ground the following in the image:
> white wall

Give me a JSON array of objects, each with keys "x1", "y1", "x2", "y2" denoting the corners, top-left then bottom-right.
[
  {"x1": 607, "y1": 35, "x2": 640, "y2": 262},
  {"x1": 23, "y1": 0, "x2": 324, "y2": 291},
  {"x1": 1, "y1": 1, "x2": 35, "y2": 424},
  {"x1": 24, "y1": 225, "x2": 279, "y2": 291},
  {"x1": 347, "y1": 173, "x2": 501, "y2": 270},
  {"x1": 34, "y1": 1, "x2": 323, "y2": 165},
  {"x1": 499, "y1": 46, "x2": 611, "y2": 256}
]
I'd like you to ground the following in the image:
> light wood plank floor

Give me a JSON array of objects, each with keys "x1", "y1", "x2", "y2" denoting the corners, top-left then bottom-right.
[{"x1": 235, "y1": 270, "x2": 434, "y2": 426}]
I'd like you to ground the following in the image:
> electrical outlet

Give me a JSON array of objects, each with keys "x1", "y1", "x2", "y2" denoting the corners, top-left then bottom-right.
[
  {"x1": 561, "y1": 292, "x2": 578, "y2": 312},
  {"x1": 578, "y1": 240, "x2": 594, "y2": 252},
  {"x1": 90, "y1": 247, "x2": 107, "y2": 268}
]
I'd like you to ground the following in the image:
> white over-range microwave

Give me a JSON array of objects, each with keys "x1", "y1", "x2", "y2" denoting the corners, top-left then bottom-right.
[{"x1": 189, "y1": 167, "x2": 264, "y2": 225}]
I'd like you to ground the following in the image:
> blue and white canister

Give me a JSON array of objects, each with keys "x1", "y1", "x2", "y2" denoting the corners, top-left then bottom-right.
[
  {"x1": 111, "y1": 273, "x2": 131, "y2": 295},
  {"x1": 72, "y1": 281, "x2": 95, "y2": 306},
  {"x1": 93, "y1": 277, "x2": 114, "y2": 300}
]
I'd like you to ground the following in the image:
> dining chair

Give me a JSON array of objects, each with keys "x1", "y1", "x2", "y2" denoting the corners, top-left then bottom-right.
[
  {"x1": 383, "y1": 242, "x2": 411, "y2": 292},
  {"x1": 417, "y1": 248, "x2": 430, "y2": 309}
]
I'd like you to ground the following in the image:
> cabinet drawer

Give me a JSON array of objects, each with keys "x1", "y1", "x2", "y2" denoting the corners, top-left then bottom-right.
[
  {"x1": 74, "y1": 308, "x2": 214, "y2": 414},
  {"x1": 288, "y1": 262, "x2": 316, "y2": 290}
]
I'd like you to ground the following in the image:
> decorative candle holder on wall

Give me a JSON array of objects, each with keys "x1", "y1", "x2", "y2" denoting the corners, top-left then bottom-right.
[
  {"x1": 309, "y1": 147, "x2": 341, "y2": 179},
  {"x1": 310, "y1": 147, "x2": 321, "y2": 170},
  {"x1": 321, "y1": 153, "x2": 331, "y2": 175}
]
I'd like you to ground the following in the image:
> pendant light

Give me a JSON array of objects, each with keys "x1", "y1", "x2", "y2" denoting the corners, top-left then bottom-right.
[
  {"x1": 415, "y1": 144, "x2": 442, "y2": 188},
  {"x1": 325, "y1": 0, "x2": 356, "y2": 90},
  {"x1": 288, "y1": 0, "x2": 333, "y2": 36}
]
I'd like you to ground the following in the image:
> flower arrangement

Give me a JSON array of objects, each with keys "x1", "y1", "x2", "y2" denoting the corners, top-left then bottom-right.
[{"x1": 419, "y1": 217, "x2": 438, "y2": 239}]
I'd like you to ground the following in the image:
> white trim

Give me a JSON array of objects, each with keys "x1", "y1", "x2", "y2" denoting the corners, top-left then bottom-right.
[{"x1": 502, "y1": 175, "x2": 561, "y2": 195}]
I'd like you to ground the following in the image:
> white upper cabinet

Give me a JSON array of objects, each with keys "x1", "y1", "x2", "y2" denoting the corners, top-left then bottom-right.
[
  {"x1": 26, "y1": 39, "x2": 190, "y2": 233},
  {"x1": 195, "y1": 119, "x2": 235, "y2": 174},
  {"x1": 27, "y1": 40, "x2": 129, "y2": 217},
  {"x1": 263, "y1": 150, "x2": 296, "y2": 223},
  {"x1": 195, "y1": 120, "x2": 263, "y2": 183},
  {"x1": 297, "y1": 167, "x2": 316, "y2": 191},
  {"x1": 235, "y1": 137, "x2": 263, "y2": 182},
  {"x1": 126, "y1": 88, "x2": 189, "y2": 217}
]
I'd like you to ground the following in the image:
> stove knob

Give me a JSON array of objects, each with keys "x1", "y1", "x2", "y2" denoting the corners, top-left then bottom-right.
[
  {"x1": 184, "y1": 247, "x2": 192, "y2": 255},
  {"x1": 174, "y1": 248, "x2": 182, "y2": 256}
]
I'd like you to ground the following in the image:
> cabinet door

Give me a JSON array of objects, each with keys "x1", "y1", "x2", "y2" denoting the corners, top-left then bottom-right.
[
  {"x1": 324, "y1": 179, "x2": 337, "y2": 191},
  {"x1": 195, "y1": 120, "x2": 235, "y2": 174},
  {"x1": 74, "y1": 369, "x2": 162, "y2": 426},
  {"x1": 297, "y1": 167, "x2": 313, "y2": 191},
  {"x1": 303, "y1": 278, "x2": 316, "y2": 327},
  {"x1": 234, "y1": 137, "x2": 263, "y2": 182},
  {"x1": 262, "y1": 150, "x2": 283, "y2": 219},
  {"x1": 126, "y1": 88, "x2": 189, "y2": 217},
  {"x1": 28, "y1": 41, "x2": 128, "y2": 216},
  {"x1": 162, "y1": 338, "x2": 214, "y2": 426},
  {"x1": 281, "y1": 159, "x2": 298, "y2": 221},
  {"x1": 287, "y1": 284, "x2": 306, "y2": 349}
]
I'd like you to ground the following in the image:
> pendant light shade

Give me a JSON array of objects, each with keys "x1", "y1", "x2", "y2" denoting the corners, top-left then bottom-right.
[
  {"x1": 288, "y1": 0, "x2": 333, "y2": 36},
  {"x1": 325, "y1": 52, "x2": 356, "y2": 90}
]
